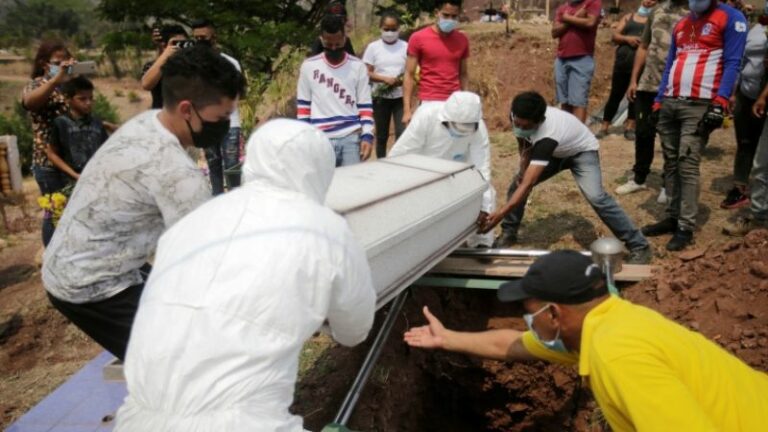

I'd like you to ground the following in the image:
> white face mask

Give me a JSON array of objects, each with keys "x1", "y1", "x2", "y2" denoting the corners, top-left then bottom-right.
[{"x1": 381, "y1": 30, "x2": 399, "y2": 43}]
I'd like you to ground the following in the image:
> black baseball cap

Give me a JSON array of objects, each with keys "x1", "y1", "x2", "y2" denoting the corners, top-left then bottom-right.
[{"x1": 497, "y1": 250, "x2": 606, "y2": 305}]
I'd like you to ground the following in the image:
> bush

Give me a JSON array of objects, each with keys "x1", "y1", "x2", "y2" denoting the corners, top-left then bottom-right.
[
  {"x1": 93, "y1": 92, "x2": 120, "y2": 124},
  {"x1": 0, "y1": 102, "x2": 34, "y2": 175}
]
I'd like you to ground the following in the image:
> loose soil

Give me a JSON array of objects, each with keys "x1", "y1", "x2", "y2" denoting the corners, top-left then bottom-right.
[{"x1": 1, "y1": 17, "x2": 767, "y2": 432}]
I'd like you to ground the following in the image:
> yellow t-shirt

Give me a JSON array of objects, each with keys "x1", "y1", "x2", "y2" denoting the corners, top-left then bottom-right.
[{"x1": 522, "y1": 296, "x2": 768, "y2": 431}]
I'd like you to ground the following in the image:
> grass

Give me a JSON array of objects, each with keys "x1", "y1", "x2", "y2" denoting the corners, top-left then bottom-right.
[{"x1": 298, "y1": 332, "x2": 336, "y2": 380}]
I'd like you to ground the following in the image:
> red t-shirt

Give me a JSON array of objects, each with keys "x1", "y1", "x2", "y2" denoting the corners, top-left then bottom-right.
[
  {"x1": 555, "y1": 0, "x2": 602, "y2": 59},
  {"x1": 407, "y1": 26, "x2": 470, "y2": 101}
]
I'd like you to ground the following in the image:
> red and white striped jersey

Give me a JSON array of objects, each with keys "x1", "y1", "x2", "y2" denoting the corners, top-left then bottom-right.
[{"x1": 657, "y1": 3, "x2": 747, "y2": 102}]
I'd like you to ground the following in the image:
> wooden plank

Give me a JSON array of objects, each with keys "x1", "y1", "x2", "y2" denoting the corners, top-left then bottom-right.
[{"x1": 428, "y1": 256, "x2": 653, "y2": 282}]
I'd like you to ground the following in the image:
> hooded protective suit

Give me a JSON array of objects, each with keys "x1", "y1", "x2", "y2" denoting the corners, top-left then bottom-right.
[
  {"x1": 115, "y1": 119, "x2": 376, "y2": 432},
  {"x1": 389, "y1": 91, "x2": 496, "y2": 246}
]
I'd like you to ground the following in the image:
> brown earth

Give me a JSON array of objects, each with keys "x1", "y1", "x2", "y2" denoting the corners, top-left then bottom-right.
[{"x1": 1, "y1": 20, "x2": 768, "y2": 432}]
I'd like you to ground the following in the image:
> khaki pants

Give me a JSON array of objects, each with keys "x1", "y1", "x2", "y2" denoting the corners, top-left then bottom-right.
[{"x1": 656, "y1": 98, "x2": 709, "y2": 231}]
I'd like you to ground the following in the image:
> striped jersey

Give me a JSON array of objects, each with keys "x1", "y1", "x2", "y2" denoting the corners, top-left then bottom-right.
[
  {"x1": 656, "y1": 3, "x2": 747, "y2": 102},
  {"x1": 297, "y1": 53, "x2": 373, "y2": 141}
]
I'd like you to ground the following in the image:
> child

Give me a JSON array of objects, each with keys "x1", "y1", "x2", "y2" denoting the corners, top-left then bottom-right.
[{"x1": 47, "y1": 76, "x2": 110, "y2": 181}]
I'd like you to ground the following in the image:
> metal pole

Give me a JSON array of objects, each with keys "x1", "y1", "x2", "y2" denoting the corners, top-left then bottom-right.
[
  {"x1": 332, "y1": 289, "x2": 409, "y2": 426},
  {"x1": 450, "y1": 248, "x2": 591, "y2": 258}
]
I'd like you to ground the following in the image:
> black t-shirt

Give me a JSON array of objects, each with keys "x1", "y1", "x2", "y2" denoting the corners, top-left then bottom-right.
[
  {"x1": 142, "y1": 61, "x2": 163, "y2": 109},
  {"x1": 309, "y1": 36, "x2": 356, "y2": 57},
  {"x1": 529, "y1": 138, "x2": 559, "y2": 166}
]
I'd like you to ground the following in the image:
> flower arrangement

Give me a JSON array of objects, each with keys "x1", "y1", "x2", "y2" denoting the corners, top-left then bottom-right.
[{"x1": 37, "y1": 184, "x2": 73, "y2": 226}]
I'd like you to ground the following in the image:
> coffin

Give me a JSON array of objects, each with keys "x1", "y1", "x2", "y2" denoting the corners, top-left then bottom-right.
[{"x1": 325, "y1": 154, "x2": 488, "y2": 309}]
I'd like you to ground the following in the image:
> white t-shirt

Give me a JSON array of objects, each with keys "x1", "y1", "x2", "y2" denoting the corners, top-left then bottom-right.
[
  {"x1": 528, "y1": 107, "x2": 599, "y2": 165},
  {"x1": 362, "y1": 39, "x2": 408, "y2": 99},
  {"x1": 221, "y1": 53, "x2": 242, "y2": 128}
]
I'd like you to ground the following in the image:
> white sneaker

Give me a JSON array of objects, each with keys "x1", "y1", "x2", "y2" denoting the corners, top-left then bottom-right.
[
  {"x1": 657, "y1": 188, "x2": 668, "y2": 204},
  {"x1": 615, "y1": 179, "x2": 647, "y2": 195}
]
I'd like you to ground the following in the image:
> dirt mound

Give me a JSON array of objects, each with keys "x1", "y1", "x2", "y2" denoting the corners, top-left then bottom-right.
[{"x1": 624, "y1": 229, "x2": 768, "y2": 370}]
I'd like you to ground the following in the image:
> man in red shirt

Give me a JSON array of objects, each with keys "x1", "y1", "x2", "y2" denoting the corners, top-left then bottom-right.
[
  {"x1": 402, "y1": 0, "x2": 469, "y2": 125},
  {"x1": 551, "y1": 0, "x2": 602, "y2": 123}
]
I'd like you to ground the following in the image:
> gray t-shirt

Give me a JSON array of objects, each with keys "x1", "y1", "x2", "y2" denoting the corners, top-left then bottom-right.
[
  {"x1": 43, "y1": 110, "x2": 211, "y2": 303},
  {"x1": 739, "y1": 23, "x2": 767, "y2": 100}
]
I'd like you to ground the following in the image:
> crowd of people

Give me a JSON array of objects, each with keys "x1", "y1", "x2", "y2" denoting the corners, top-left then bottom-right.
[{"x1": 15, "y1": 0, "x2": 768, "y2": 430}]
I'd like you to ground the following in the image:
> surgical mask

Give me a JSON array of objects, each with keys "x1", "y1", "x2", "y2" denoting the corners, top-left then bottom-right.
[
  {"x1": 513, "y1": 126, "x2": 537, "y2": 139},
  {"x1": 523, "y1": 304, "x2": 569, "y2": 353},
  {"x1": 438, "y1": 17, "x2": 458, "y2": 33},
  {"x1": 324, "y1": 46, "x2": 346, "y2": 62},
  {"x1": 443, "y1": 121, "x2": 477, "y2": 138},
  {"x1": 637, "y1": 6, "x2": 652, "y2": 16},
  {"x1": 186, "y1": 105, "x2": 231, "y2": 149},
  {"x1": 688, "y1": 0, "x2": 711, "y2": 14},
  {"x1": 48, "y1": 64, "x2": 60, "y2": 79},
  {"x1": 381, "y1": 30, "x2": 399, "y2": 43}
]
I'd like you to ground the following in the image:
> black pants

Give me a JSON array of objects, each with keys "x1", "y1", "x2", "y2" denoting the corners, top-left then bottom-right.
[
  {"x1": 732, "y1": 90, "x2": 764, "y2": 186},
  {"x1": 632, "y1": 91, "x2": 657, "y2": 184},
  {"x1": 603, "y1": 69, "x2": 635, "y2": 123},
  {"x1": 372, "y1": 97, "x2": 405, "y2": 158},
  {"x1": 48, "y1": 280, "x2": 146, "y2": 361}
]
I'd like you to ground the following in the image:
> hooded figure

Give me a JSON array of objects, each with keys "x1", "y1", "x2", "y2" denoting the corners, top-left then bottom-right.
[
  {"x1": 389, "y1": 91, "x2": 496, "y2": 247},
  {"x1": 115, "y1": 119, "x2": 376, "y2": 432}
]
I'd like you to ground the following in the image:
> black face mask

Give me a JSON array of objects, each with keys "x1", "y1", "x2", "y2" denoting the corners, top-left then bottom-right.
[
  {"x1": 324, "y1": 47, "x2": 345, "y2": 62},
  {"x1": 186, "y1": 105, "x2": 230, "y2": 149}
]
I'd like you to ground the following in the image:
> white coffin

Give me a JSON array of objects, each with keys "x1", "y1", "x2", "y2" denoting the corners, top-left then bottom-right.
[{"x1": 325, "y1": 154, "x2": 487, "y2": 309}]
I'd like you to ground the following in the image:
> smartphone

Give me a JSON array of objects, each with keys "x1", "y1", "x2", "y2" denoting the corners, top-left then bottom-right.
[{"x1": 67, "y1": 61, "x2": 97, "y2": 76}]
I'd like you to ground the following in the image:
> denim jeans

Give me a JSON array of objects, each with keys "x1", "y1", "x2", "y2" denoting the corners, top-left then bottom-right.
[
  {"x1": 500, "y1": 150, "x2": 648, "y2": 250},
  {"x1": 33, "y1": 166, "x2": 69, "y2": 246},
  {"x1": 656, "y1": 98, "x2": 709, "y2": 231},
  {"x1": 329, "y1": 132, "x2": 361, "y2": 167},
  {"x1": 751, "y1": 119, "x2": 768, "y2": 221},
  {"x1": 205, "y1": 127, "x2": 242, "y2": 195},
  {"x1": 554, "y1": 56, "x2": 595, "y2": 108},
  {"x1": 373, "y1": 97, "x2": 405, "y2": 158}
]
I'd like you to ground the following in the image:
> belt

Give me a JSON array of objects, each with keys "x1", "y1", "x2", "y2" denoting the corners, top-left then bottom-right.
[{"x1": 669, "y1": 96, "x2": 709, "y2": 103}]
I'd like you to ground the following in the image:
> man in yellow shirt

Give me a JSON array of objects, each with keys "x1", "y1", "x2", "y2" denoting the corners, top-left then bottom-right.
[{"x1": 404, "y1": 250, "x2": 768, "y2": 431}]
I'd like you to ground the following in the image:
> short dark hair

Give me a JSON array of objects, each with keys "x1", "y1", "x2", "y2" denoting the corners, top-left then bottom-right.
[
  {"x1": 321, "y1": 14, "x2": 345, "y2": 35},
  {"x1": 190, "y1": 18, "x2": 213, "y2": 30},
  {"x1": 380, "y1": 11, "x2": 402, "y2": 26},
  {"x1": 62, "y1": 76, "x2": 94, "y2": 98},
  {"x1": 161, "y1": 45, "x2": 246, "y2": 108},
  {"x1": 326, "y1": 1, "x2": 348, "y2": 17},
  {"x1": 511, "y1": 91, "x2": 547, "y2": 123},
  {"x1": 160, "y1": 25, "x2": 188, "y2": 45},
  {"x1": 435, "y1": 0, "x2": 462, "y2": 9}
]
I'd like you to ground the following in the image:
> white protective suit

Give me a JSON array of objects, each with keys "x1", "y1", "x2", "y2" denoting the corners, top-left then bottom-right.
[
  {"x1": 115, "y1": 119, "x2": 376, "y2": 432},
  {"x1": 389, "y1": 91, "x2": 496, "y2": 246}
]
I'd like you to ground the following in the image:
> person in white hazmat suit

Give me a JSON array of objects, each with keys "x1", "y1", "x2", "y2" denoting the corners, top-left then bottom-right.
[
  {"x1": 114, "y1": 119, "x2": 377, "y2": 432},
  {"x1": 388, "y1": 91, "x2": 496, "y2": 247}
]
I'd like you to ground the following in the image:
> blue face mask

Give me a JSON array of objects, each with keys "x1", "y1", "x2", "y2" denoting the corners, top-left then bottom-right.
[
  {"x1": 523, "y1": 304, "x2": 569, "y2": 353},
  {"x1": 438, "y1": 17, "x2": 458, "y2": 33},
  {"x1": 637, "y1": 6, "x2": 652, "y2": 16},
  {"x1": 48, "y1": 64, "x2": 60, "y2": 79},
  {"x1": 688, "y1": 0, "x2": 711, "y2": 15},
  {"x1": 513, "y1": 126, "x2": 537, "y2": 139}
]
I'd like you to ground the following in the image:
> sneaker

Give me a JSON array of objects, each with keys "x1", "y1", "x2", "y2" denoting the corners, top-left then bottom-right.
[
  {"x1": 722, "y1": 216, "x2": 768, "y2": 237},
  {"x1": 642, "y1": 218, "x2": 678, "y2": 237},
  {"x1": 624, "y1": 129, "x2": 636, "y2": 141},
  {"x1": 626, "y1": 246, "x2": 652, "y2": 264},
  {"x1": 720, "y1": 187, "x2": 750, "y2": 209},
  {"x1": 657, "y1": 188, "x2": 668, "y2": 204},
  {"x1": 595, "y1": 130, "x2": 609, "y2": 139},
  {"x1": 666, "y1": 228, "x2": 694, "y2": 251},
  {"x1": 615, "y1": 179, "x2": 647, "y2": 195},
  {"x1": 492, "y1": 230, "x2": 518, "y2": 248}
]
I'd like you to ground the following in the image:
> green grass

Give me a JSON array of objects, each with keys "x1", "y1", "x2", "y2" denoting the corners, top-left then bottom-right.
[{"x1": 298, "y1": 333, "x2": 336, "y2": 380}]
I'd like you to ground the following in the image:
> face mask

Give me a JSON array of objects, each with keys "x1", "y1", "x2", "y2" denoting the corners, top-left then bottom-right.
[
  {"x1": 637, "y1": 6, "x2": 652, "y2": 16},
  {"x1": 186, "y1": 105, "x2": 231, "y2": 149},
  {"x1": 438, "y1": 17, "x2": 458, "y2": 33},
  {"x1": 48, "y1": 64, "x2": 60, "y2": 79},
  {"x1": 513, "y1": 126, "x2": 537, "y2": 139},
  {"x1": 381, "y1": 30, "x2": 399, "y2": 43},
  {"x1": 324, "y1": 47, "x2": 346, "y2": 62},
  {"x1": 523, "y1": 304, "x2": 569, "y2": 353},
  {"x1": 688, "y1": 0, "x2": 711, "y2": 14},
  {"x1": 443, "y1": 122, "x2": 476, "y2": 138}
]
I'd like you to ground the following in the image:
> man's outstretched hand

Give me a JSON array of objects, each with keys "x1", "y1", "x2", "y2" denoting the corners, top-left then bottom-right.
[
  {"x1": 478, "y1": 211, "x2": 504, "y2": 234},
  {"x1": 403, "y1": 306, "x2": 448, "y2": 350}
]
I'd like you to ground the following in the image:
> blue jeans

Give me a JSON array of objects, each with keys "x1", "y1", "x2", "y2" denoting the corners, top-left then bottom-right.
[
  {"x1": 205, "y1": 127, "x2": 242, "y2": 195},
  {"x1": 500, "y1": 151, "x2": 648, "y2": 250},
  {"x1": 32, "y1": 166, "x2": 69, "y2": 246},
  {"x1": 555, "y1": 56, "x2": 595, "y2": 108},
  {"x1": 329, "y1": 133, "x2": 361, "y2": 167}
]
